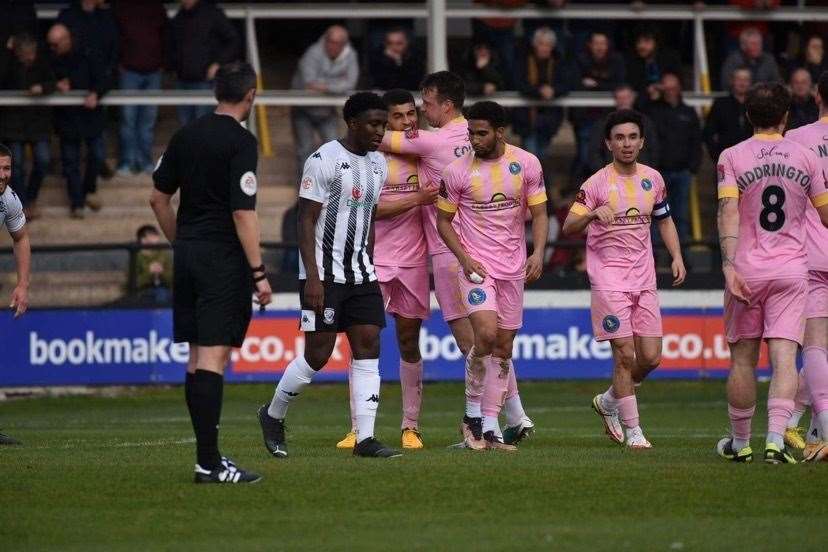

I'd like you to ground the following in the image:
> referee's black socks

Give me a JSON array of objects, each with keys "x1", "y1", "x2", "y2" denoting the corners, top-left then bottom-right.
[{"x1": 187, "y1": 369, "x2": 224, "y2": 470}]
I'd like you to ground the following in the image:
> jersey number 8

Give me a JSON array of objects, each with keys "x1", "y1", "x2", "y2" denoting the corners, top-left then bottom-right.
[{"x1": 759, "y1": 185, "x2": 785, "y2": 232}]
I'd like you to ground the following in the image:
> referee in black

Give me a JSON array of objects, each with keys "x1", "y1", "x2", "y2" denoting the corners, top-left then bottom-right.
[{"x1": 150, "y1": 61, "x2": 272, "y2": 484}]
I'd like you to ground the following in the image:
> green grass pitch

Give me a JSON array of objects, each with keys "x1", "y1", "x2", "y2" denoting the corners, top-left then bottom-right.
[{"x1": 2, "y1": 380, "x2": 826, "y2": 551}]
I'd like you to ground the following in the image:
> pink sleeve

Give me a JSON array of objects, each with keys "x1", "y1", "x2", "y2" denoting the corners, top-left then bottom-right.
[
  {"x1": 806, "y1": 148, "x2": 828, "y2": 207},
  {"x1": 717, "y1": 150, "x2": 739, "y2": 199},
  {"x1": 569, "y1": 178, "x2": 597, "y2": 216},
  {"x1": 381, "y1": 128, "x2": 435, "y2": 157},
  {"x1": 654, "y1": 171, "x2": 667, "y2": 204},
  {"x1": 525, "y1": 155, "x2": 547, "y2": 207}
]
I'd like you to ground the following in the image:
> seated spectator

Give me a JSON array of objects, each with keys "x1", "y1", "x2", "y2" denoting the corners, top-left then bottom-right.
[
  {"x1": 114, "y1": 0, "x2": 167, "y2": 176},
  {"x1": 169, "y1": 0, "x2": 240, "y2": 126},
  {"x1": 0, "y1": 34, "x2": 54, "y2": 220},
  {"x1": 788, "y1": 35, "x2": 828, "y2": 84},
  {"x1": 133, "y1": 224, "x2": 172, "y2": 305},
  {"x1": 720, "y1": 27, "x2": 781, "y2": 90},
  {"x1": 48, "y1": 23, "x2": 108, "y2": 219},
  {"x1": 625, "y1": 29, "x2": 682, "y2": 99},
  {"x1": 513, "y1": 27, "x2": 569, "y2": 162},
  {"x1": 787, "y1": 67, "x2": 818, "y2": 130},
  {"x1": 588, "y1": 84, "x2": 659, "y2": 174},
  {"x1": 568, "y1": 31, "x2": 625, "y2": 186},
  {"x1": 290, "y1": 25, "x2": 358, "y2": 182},
  {"x1": 365, "y1": 27, "x2": 423, "y2": 91},
  {"x1": 471, "y1": 0, "x2": 523, "y2": 88},
  {"x1": 461, "y1": 41, "x2": 506, "y2": 97},
  {"x1": 704, "y1": 67, "x2": 753, "y2": 162},
  {"x1": 638, "y1": 73, "x2": 702, "y2": 245}
]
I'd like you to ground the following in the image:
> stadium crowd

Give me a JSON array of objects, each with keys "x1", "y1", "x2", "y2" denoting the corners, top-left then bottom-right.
[{"x1": 0, "y1": 0, "x2": 826, "y2": 247}]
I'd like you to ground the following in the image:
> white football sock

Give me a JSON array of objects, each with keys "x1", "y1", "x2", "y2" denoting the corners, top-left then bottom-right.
[
  {"x1": 601, "y1": 387, "x2": 618, "y2": 412},
  {"x1": 268, "y1": 356, "x2": 316, "y2": 419},
  {"x1": 504, "y1": 395, "x2": 526, "y2": 427},
  {"x1": 788, "y1": 408, "x2": 805, "y2": 428},
  {"x1": 465, "y1": 402, "x2": 482, "y2": 418},
  {"x1": 483, "y1": 415, "x2": 498, "y2": 435},
  {"x1": 351, "y1": 358, "x2": 380, "y2": 443},
  {"x1": 732, "y1": 437, "x2": 749, "y2": 451},
  {"x1": 766, "y1": 431, "x2": 785, "y2": 449}
]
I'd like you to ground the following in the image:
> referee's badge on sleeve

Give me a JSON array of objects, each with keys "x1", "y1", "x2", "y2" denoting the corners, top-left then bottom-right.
[
  {"x1": 300, "y1": 310, "x2": 316, "y2": 331},
  {"x1": 240, "y1": 171, "x2": 257, "y2": 196}
]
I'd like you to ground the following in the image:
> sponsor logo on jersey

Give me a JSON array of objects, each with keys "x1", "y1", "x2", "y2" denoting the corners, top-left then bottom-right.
[
  {"x1": 468, "y1": 288, "x2": 487, "y2": 306},
  {"x1": 383, "y1": 174, "x2": 419, "y2": 193},
  {"x1": 640, "y1": 178, "x2": 652, "y2": 191},
  {"x1": 756, "y1": 145, "x2": 789, "y2": 160},
  {"x1": 613, "y1": 207, "x2": 650, "y2": 226},
  {"x1": 509, "y1": 161, "x2": 521, "y2": 175},
  {"x1": 471, "y1": 192, "x2": 520, "y2": 212},
  {"x1": 602, "y1": 315, "x2": 620, "y2": 333}
]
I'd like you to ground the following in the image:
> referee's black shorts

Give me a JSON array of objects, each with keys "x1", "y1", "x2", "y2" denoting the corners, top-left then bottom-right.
[
  {"x1": 173, "y1": 240, "x2": 253, "y2": 347},
  {"x1": 299, "y1": 280, "x2": 386, "y2": 332}
]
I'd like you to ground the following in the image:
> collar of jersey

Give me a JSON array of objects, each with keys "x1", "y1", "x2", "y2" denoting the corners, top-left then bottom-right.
[
  {"x1": 753, "y1": 132, "x2": 783, "y2": 141},
  {"x1": 820, "y1": 116, "x2": 828, "y2": 124},
  {"x1": 608, "y1": 162, "x2": 640, "y2": 181},
  {"x1": 450, "y1": 116, "x2": 466, "y2": 124}
]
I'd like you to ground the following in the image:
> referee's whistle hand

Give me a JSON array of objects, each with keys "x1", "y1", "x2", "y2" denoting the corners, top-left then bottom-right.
[{"x1": 255, "y1": 279, "x2": 273, "y2": 308}]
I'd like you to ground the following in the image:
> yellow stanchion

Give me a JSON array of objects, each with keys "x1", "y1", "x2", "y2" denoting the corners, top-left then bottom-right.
[
  {"x1": 689, "y1": 177, "x2": 703, "y2": 243},
  {"x1": 256, "y1": 75, "x2": 273, "y2": 157}
]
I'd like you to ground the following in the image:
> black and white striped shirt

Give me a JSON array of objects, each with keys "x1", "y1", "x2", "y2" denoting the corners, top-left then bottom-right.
[
  {"x1": 1, "y1": 186, "x2": 25, "y2": 235},
  {"x1": 298, "y1": 140, "x2": 387, "y2": 284}
]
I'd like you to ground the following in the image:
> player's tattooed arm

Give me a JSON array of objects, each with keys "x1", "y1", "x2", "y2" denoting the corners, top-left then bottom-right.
[{"x1": 716, "y1": 197, "x2": 739, "y2": 270}]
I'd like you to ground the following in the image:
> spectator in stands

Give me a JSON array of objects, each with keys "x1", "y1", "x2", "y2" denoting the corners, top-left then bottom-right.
[
  {"x1": 638, "y1": 73, "x2": 701, "y2": 245},
  {"x1": 290, "y1": 25, "x2": 359, "y2": 182},
  {"x1": 133, "y1": 224, "x2": 172, "y2": 305},
  {"x1": 0, "y1": 1, "x2": 38, "y2": 79},
  {"x1": 787, "y1": 67, "x2": 818, "y2": 130},
  {"x1": 279, "y1": 201, "x2": 299, "y2": 277},
  {"x1": 720, "y1": 27, "x2": 781, "y2": 90},
  {"x1": 625, "y1": 29, "x2": 682, "y2": 99},
  {"x1": 704, "y1": 67, "x2": 753, "y2": 162},
  {"x1": 0, "y1": 34, "x2": 54, "y2": 220},
  {"x1": 513, "y1": 27, "x2": 569, "y2": 162},
  {"x1": 365, "y1": 27, "x2": 423, "y2": 91},
  {"x1": 588, "y1": 84, "x2": 659, "y2": 174},
  {"x1": 568, "y1": 31, "x2": 625, "y2": 186},
  {"x1": 114, "y1": 0, "x2": 167, "y2": 176},
  {"x1": 169, "y1": 0, "x2": 240, "y2": 126},
  {"x1": 48, "y1": 23, "x2": 108, "y2": 219},
  {"x1": 471, "y1": 0, "x2": 523, "y2": 88},
  {"x1": 789, "y1": 35, "x2": 828, "y2": 83},
  {"x1": 58, "y1": 0, "x2": 119, "y2": 180},
  {"x1": 461, "y1": 41, "x2": 506, "y2": 97}
]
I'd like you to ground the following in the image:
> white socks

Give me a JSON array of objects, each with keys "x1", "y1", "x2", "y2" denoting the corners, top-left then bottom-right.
[
  {"x1": 268, "y1": 356, "x2": 316, "y2": 419},
  {"x1": 351, "y1": 358, "x2": 380, "y2": 443},
  {"x1": 504, "y1": 395, "x2": 526, "y2": 427},
  {"x1": 766, "y1": 431, "x2": 785, "y2": 449},
  {"x1": 601, "y1": 387, "x2": 618, "y2": 412}
]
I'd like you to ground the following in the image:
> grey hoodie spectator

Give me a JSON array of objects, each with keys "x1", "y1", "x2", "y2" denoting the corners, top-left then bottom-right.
[
  {"x1": 290, "y1": 25, "x2": 359, "y2": 181},
  {"x1": 169, "y1": 0, "x2": 240, "y2": 125},
  {"x1": 720, "y1": 27, "x2": 781, "y2": 90}
]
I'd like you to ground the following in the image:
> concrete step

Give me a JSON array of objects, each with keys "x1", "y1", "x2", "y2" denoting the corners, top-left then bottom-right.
[{"x1": 0, "y1": 270, "x2": 125, "y2": 307}]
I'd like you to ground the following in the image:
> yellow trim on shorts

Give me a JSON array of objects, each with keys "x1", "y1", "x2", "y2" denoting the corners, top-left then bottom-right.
[
  {"x1": 528, "y1": 191, "x2": 548, "y2": 206},
  {"x1": 718, "y1": 186, "x2": 739, "y2": 199},
  {"x1": 569, "y1": 202, "x2": 590, "y2": 216},
  {"x1": 813, "y1": 191, "x2": 828, "y2": 208},
  {"x1": 437, "y1": 197, "x2": 458, "y2": 213}
]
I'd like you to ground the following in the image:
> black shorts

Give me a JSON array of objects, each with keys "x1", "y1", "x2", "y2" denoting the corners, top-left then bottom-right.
[
  {"x1": 173, "y1": 240, "x2": 253, "y2": 347},
  {"x1": 299, "y1": 280, "x2": 386, "y2": 332}
]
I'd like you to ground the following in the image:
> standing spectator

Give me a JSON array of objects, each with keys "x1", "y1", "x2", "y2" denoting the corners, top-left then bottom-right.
[
  {"x1": 471, "y1": 0, "x2": 524, "y2": 88},
  {"x1": 638, "y1": 73, "x2": 701, "y2": 245},
  {"x1": 513, "y1": 27, "x2": 569, "y2": 162},
  {"x1": 789, "y1": 35, "x2": 828, "y2": 84},
  {"x1": 0, "y1": 35, "x2": 54, "y2": 220},
  {"x1": 48, "y1": 23, "x2": 108, "y2": 219},
  {"x1": 169, "y1": 0, "x2": 240, "y2": 126},
  {"x1": 625, "y1": 29, "x2": 682, "y2": 98},
  {"x1": 114, "y1": 0, "x2": 168, "y2": 176},
  {"x1": 588, "y1": 84, "x2": 659, "y2": 174},
  {"x1": 720, "y1": 27, "x2": 781, "y2": 90},
  {"x1": 460, "y1": 42, "x2": 506, "y2": 97},
  {"x1": 704, "y1": 67, "x2": 753, "y2": 162},
  {"x1": 365, "y1": 27, "x2": 423, "y2": 91},
  {"x1": 290, "y1": 25, "x2": 358, "y2": 182},
  {"x1": 787, "y1": 67, "x2": 818, "y2": 131},
  {"x1": 568, "y1": 31, "x2": 625, "y2": 185},
  {"x1": 0, "y1": 1, "x2": 38, "y2": 78}
]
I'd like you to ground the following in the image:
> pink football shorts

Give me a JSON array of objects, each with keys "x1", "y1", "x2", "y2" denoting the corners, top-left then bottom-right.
[
  {"x1": 590, "y1": 289, "x2": 662, "y2": 342},
  {"x1": 375, "y1": 264, "x2": 430, "y2": 320},
  {"x1": 456, "y1": 269, "x2": 524, "y2": 330},
  {"x1": 806, "y1": 270, "x2": 828, "y2": 320},
  {"x1": 724, "y1": 277, "x2": 808, "y2": 345},
  {"x1": 430, "y1": 252, "x2": 467, "y2": 322}
]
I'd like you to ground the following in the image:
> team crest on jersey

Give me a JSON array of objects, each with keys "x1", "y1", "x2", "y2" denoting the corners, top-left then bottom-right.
[
  {"x1": 468, "y1": 288, "x2": 487, "y2": 306},
  {"x1": 323, "y1": 308, "x2": 335, "y2": 325},
  {"x1": 240, "y1": 171, "x2": 257, "y2": 196},
  {"x1": 575, "y1": 189, "x2": 587, "y2": 205},
  {"x1": 602, "y1": 315, "x2": 620, "y2": 333},
  {"x1": 509, "y1": 161, "x2": 521, "y2": 175},
  {"x1": 640, "y1": 178, "x2": 652, "y2": 191},
  {"x1": 439, "y1": 179, "x2": 448, "y2": 198},
  {"x1": 352, "y1": 184, "x2": 363, "y2": 200}
]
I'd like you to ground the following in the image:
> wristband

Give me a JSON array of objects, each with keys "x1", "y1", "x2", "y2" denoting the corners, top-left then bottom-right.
[
  {"x1": 251, "y1": 264, "x2": 266, "y2": 274},
  {"x1": 253, "y1": 274, "x2": 268, "y2": 283}
]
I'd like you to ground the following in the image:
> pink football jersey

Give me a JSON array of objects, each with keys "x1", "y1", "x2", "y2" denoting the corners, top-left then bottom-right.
[
  {"x1": 717, "y1": 133, "x2": 828, "y2": 280},
  {"x1": 437, "y1": 144, "x2": 547, "y2": 280},
  {"x1": 374, "y1": 152, "x2": 427, "y2": 267},
  {"x1": 784, "y1": 119, "x2": 828, "y2": 272},
  {"x1": 380, "y1": 117, "x2": 472, "y2": 255},
  {"x1": 569, "y1": 163, "x2": 670, "y2": 291}
]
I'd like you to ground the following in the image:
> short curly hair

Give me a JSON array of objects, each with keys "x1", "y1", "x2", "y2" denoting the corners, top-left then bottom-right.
[{"x1": 343, "y1": 91, "x2": 387, "y2": 122}]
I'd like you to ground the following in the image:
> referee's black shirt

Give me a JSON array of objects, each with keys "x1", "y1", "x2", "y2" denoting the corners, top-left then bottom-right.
[{"x1": 153, "y1": 113, "x2": 258, "y2": 244}]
